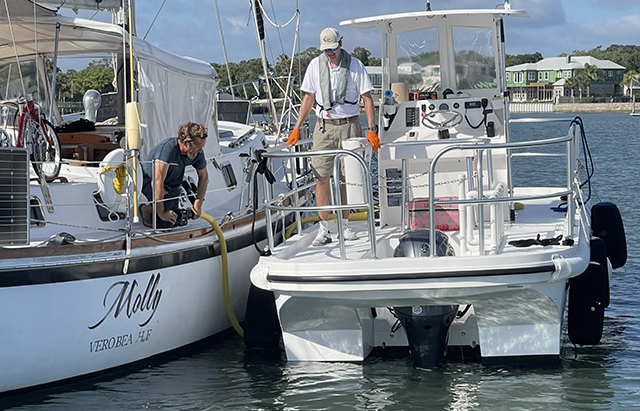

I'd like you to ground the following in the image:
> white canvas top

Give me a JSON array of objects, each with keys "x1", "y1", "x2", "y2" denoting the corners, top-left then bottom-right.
[
  {"x1": 340, "y1": 9, "x2": 528, "y2": 30},
  {"x1": 0, "y1": 0, "x2": 220, "y2": 156}
]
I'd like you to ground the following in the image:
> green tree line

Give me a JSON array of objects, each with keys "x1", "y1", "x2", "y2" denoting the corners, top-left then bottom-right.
[
  {"x1": 48, "y1": 44, "x2": 640, "y2": 102},
  {"x1": 212, "y1": 46, "x2": 380, "y2": 100},
  {"x1": 50, "y1": 58, "x2": 115, "y2": 102}
]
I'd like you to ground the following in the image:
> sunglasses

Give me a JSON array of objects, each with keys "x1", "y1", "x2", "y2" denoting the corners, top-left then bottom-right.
[{"x1": 322, "y1": 47, "x2": 338, "y2": 53}]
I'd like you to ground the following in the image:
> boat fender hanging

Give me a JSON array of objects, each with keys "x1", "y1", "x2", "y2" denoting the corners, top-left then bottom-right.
[
  {"x1": 125, "y1": 102, "x2": 141, "y2": 150},
  {"x1": 243, "y1": 284, "x2": 282, "y2": 349},
  {"x1": 591, "y1": 202, "x2": 627, "y2": 269},
  {"x1": 590, "y1": 237, "x2": 610, "y2": 308},
  {"x1": 568, "y1": 261, "x2": 607, "y2": 345}
]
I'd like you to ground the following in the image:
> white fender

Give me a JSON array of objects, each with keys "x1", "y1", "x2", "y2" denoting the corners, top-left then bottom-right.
[{"x1": 98, "y1": 148, "x2": 143, "y2": 214}]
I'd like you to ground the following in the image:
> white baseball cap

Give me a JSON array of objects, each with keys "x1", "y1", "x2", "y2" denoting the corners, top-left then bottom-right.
[{"x1": 320, "y1": 27, "x2": 341, "y2": 50}]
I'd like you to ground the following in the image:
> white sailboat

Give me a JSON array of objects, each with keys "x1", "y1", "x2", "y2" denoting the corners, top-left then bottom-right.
[
  {"x1": 0, "y1": 0, "x2": 308, "y2": 394},
  {"x1": 250, "y1": 3, "x2": 627, "y2": 367}
]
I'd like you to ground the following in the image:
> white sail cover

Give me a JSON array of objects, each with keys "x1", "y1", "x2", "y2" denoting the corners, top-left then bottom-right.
[
  {"x1": 0, "y1": 0, "x2": 220, "y2": 157},
  {"x1": 134, "y1": 38, "x2": 220, "y2": 158},
  {"x1": 35, "y1": 0, "x2": 121, "y2": 11}
]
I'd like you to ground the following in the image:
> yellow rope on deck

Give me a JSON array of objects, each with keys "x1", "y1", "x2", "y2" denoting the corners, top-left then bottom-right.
[{"x1": 100, "y1": 163, "x2": 126, "y2": 195}]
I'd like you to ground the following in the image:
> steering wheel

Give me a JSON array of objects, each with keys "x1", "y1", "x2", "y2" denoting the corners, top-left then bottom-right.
[{"x1": 421, "y1": 109, "x2": 463, "y2": 130}]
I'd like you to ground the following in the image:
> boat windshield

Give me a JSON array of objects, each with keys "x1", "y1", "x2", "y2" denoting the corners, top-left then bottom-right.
[
  {"x1": 452, "y1": 26, "x2": 496, "y2": 90},
  {"x1": 396, "y1": 27, "x2": 440, "y2": 93}
]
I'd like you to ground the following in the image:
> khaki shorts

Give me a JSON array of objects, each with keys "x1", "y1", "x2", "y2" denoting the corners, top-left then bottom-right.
[{"x1": 311, "y1": 117, "x2": 362, "y2": 177}]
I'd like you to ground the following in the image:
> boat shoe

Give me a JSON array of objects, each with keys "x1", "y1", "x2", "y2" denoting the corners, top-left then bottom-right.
[
  {"x1": 339, "y1": 226, "x2": 358, "y2": 241},
  {"x1": 312, "y1": 230, "x2": 332, "y2": 246}
]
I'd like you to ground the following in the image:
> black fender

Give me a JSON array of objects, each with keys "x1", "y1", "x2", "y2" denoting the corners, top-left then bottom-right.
[
  {"x1": 590, "y1": 237, "x2": 610, "y2": 308},
  {"x1": 591, "y1": 202, "x2": 627, "y2": 269},
  {"x1": 568, "y1": 262, "x2": 607, "y2": 345},
  {"x1": 243, "y1": 284, "x2": 282, "y2": 349}
]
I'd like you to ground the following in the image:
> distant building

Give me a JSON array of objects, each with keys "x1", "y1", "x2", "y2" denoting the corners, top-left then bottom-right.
[
  {"x1": 398, "y1": 62, "x2": 422, "y2": 75},
  {"x1": 506, "y1": 55, "x2": 625, "y2": 102},
  {"x1": 365, "y1": 66, "x2": 382, "y2": 95}
]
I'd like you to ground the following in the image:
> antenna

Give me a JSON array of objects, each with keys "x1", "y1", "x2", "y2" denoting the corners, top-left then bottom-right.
[{"x1": 426, "y1": 0, "x2": 431, "y2": 11}]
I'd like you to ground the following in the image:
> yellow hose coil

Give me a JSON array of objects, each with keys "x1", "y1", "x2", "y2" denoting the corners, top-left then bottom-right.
[
  {"x1": 100, "y1": 163, "x2": 126, "y2": 195},
  {"x1": 200, "y1": 212, "x2": 244, "y2": 337}
]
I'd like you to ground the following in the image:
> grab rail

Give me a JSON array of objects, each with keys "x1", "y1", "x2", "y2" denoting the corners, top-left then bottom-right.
[
  {"x1": 260, "y1": 146, "x2": 377, "y2": 260},
  {"x1": 257, "y1": 121, "x2": 582, "y2": 260},
  {"x1": 426, "y1": 124, "x2": 579, "y2": 256}
]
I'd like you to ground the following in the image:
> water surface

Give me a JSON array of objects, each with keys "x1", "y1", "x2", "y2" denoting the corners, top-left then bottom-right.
[{"x1": 2, "y1": 112, "x2": 639, "y2": 410}]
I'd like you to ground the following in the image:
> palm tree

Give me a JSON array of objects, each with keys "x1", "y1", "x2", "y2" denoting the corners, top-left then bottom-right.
[
  {"x1": 575, "y1": 72, "x2": 591, "y2": 101},
  {"x1": 621, "y1": 70, "x2": 639, "y2": 96},
  {"x1": 564, "y1": 75, "x2": 579, "y2": 103},
  {"x1": 582, "y1": 63, "x2": 603, "y2": 96}
]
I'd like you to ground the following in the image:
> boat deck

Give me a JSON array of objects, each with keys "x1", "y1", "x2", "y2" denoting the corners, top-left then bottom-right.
[{"x1": 274, "y1": 194, "x2": 572, "y2": 264}]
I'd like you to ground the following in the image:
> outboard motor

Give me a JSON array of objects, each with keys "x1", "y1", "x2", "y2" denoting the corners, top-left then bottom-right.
[
  {"x1": 393, "y1": 305, "x2": 458, "y2": 368},
  {"x1": 393, "y1": 229, "x2": 455, "y2": 257},
  {"x1": 393, "y1": 229, "x2": 456, "y2": 367}
]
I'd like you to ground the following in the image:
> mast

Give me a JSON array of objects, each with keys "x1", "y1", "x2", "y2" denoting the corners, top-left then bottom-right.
[{"x1": 250, "y1": 0, "x2": 278, "y2": 124}]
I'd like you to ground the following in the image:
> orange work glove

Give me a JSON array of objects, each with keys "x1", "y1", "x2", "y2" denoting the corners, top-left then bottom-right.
[
  {"x1": 367, "y1": 130, "x2": 380, "y2": 152},
  {"x1": 286, "y1": 128, "x2": 300, "y2": 146}
]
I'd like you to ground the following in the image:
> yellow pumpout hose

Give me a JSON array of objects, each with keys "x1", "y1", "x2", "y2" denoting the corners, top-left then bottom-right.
[
  {"x1": 200, "y1": 212, "x2": 244, "y2": 337},
  {"x1": 284, "y1": 211, "x2": 369, "y2": 239}
]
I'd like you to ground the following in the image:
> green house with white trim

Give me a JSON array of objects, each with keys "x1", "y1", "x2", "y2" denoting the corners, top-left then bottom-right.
[{"x1": 506, "y1": 55, "x2": 625, "y2": 102}]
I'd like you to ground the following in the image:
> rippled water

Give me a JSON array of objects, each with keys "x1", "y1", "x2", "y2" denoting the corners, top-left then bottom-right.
[{"x1": 3, "y1": 112, "x2": 639, "y2": 410}]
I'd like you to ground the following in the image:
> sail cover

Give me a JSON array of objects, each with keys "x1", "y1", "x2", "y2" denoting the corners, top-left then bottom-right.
[
  {"x1": 0, "y1": 0, "x2": 220, "y2": 157},
  {"x1": 134, "y1": 38, "x2": 220, "y2": 158}
]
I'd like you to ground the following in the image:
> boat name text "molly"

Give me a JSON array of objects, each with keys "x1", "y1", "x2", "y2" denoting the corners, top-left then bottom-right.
[{"x1": 89, "y1": 273, "x2": 163, "y2": 329}]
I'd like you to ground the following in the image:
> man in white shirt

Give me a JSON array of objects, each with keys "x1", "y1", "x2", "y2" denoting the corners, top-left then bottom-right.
[{"x1": 287, "y1": 27, "x2": 380, "y2": 246}]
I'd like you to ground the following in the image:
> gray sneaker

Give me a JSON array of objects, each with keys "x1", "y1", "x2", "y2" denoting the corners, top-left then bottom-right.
[{"x1": 312, "y1": 230, "x2": 332, "y2": 246}]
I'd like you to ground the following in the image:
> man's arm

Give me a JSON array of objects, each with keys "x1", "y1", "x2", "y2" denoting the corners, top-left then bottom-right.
[
  {"x1": 361, "y1": 90, "x2": 380, "y2": 151},
  {"x1": 293, "y1": 92, "x2": 315, "y2": 131},
  {"x1": 153, "y1": 160, "x2": 177, "y2": 225},
  {"x1": 361, "y1": 91, "x2": 376, "y2": 129},
  {"x1": 191, "y1": 166, "x2": 209, "y2": 219}
]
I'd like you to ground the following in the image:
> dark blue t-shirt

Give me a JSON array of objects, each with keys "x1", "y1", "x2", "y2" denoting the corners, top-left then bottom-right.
[{"x1": 142, "y1": 137, "x2": 206, "y2": 201}]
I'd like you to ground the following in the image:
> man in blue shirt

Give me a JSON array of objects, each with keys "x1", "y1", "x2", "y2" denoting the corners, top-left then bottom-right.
[{"x1": 140, "y1": 122, "x2": 209, "y2": 228}]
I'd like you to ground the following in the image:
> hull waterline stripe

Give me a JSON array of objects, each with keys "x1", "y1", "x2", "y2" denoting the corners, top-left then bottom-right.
[
  {"x1": 266, "y1": 264, "x2": 557, "y2": 283},
  {"x1": 0, "y1": 224, "x2": 273, "y2": 288}
]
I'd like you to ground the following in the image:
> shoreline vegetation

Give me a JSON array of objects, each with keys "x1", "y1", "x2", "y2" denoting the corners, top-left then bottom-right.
[
  {"x1": 552, "y1": 102, "x2": 635, "y2": 113},
  {"x1": 262, "y1": 101, "x2": 637, "y2": 114}
]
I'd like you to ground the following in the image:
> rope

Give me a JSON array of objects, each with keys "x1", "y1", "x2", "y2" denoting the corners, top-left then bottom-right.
[
  {"x1": 267, "y1": 0, "x2": 285, "y2": 57},
  {"x1": 213, "y1": 0, "x2": 235, "y2": 99},
  {"x1": 256, "y1": 0, "x2": 299, "y2": 28},
  {"x1": 33, "y1": 0, "x2": 40, "y2": 105},
  {"x1": 277, "y1": 8, "x2": 300, "y2": 136},
  {"x1": 32, "y1": 219, "x2": 126, "y2": 233},
  {"x1": 143, "y1": 0, "x2": 168, "y2": 40},
  {"x1": 3, "y1": 0, "x2": 26, "y2": 95},
  {"x1": 101, "y1": 163, "x2": 127, "y2": 195}
]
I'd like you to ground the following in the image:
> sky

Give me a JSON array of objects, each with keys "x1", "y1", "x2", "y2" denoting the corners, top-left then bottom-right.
[{"x1": 58, "y1": 0, "x2": 640, "y2": 70}]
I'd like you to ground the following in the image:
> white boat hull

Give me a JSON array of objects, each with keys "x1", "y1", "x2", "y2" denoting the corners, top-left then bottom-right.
[
  {"x1": 257, "y1": 221, "x2": 588, "y2": 363},
  {"x1": 0, "y1": 234, "x2": 260, "y2": 393},
  {"x1": 249, "y1": 6, "x2": 625, "y2": 368},
  {"x1": 0, "y1": 119, "x2": 301, "y2": 393}
]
